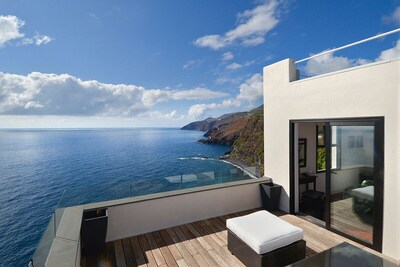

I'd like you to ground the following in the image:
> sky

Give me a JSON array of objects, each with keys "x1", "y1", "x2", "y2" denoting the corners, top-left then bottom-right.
[{"x1": 0, "y1": 0, "x2": 399, "y2": 128}]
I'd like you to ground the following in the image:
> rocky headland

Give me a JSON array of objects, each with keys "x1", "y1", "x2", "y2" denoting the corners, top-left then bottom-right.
[{"x1": 181, "y1": 105, "x2": 264, "y2": 175}]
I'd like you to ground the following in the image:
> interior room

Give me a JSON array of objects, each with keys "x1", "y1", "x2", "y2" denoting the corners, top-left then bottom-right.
[{"x1": 295, "y1": 121, "x2": 376, "y2": 244}]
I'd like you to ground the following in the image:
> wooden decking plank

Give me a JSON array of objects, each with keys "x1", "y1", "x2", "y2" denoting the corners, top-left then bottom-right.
[
  {"x1": 114, "y1": 240, "x2": 127, "y2": 267},
  {"x1": 207, "y1": 250, "x2": 230, "y2": 267},
  {"x1": 121, "y1": 238, "x2": 136, "y2": 267},
  {"x1": 280, "y1": 214, "x2": 382, "y2": 258},
  {"x1": 221, "y1": 246, "x2": 245, "y2": 267},
  {"x1": 152, "y1": 231, "x2": 179, "y2": 266},
  {"x1": 185, "y1": 223, "x2": 213, "y2": 251},
  {"x1": 159, "y1": 229, "x2": 184, "y2": 261},
  {"x1": 145, "y1": 232, "x2": 167, "y2": 266},
  {"x1": 170, "y1": 226, "x2": 198, "y2": 256},
  {"x1": 105, "y1": 242, "x2": 118, "y2": 267},
  {"x1": 176, "y1": 258, "x2": 189, "y2": 267},
  {"x1": 137, "y1": 234, "x2": 158, "y2": 267},
  {"x1": 178, "y1": 225, "x2": 207, "y2": 253},
  {"x1": 220, "y1": 214, "x2": 235, "y2": 223},
  {"x1": 94, "y1": 209, "x2": 397, "y2": 267},
  {"x1": 177, "y1": 225, "x2": 219, "y2": 266},
  {"x1": 194, "y1": 221, "x2": 225, "y2": 248},
  {"x1": 200, "y1": 220, "x2": 226, "y2": 246},
  {"x1": 129, "y1": 236, "x2": 148, "y2": 267},
  {"x1": 209, "y1": 218, "x2": 228, "y2": 241},
  {"x1": 197, "y1": 250, "x2": 219, "y2": 267},
  {"x1": 192, "y1": 254, "x2": 210, "y2": 267},
  {"x1": 207, "y1": 217, "x2": 226, "y2": 232},
  {"x1": 192, "y1": 221, "x2": 240, "y2": 267},
  {"x1": 164, "y1": 228, "x2": 199, "y2": 267},
  {"x1": 214, "y1": 216, "x2": 229, "y2": 230}
]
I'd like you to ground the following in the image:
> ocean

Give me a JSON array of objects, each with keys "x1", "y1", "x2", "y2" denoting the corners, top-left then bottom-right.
[{"x1": 0, "y1": 128, "x2": 237, "y2": 266}]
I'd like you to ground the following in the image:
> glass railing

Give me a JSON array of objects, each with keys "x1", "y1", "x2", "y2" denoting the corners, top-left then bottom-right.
[
  {"x1": 58, "y1": 166, "x2": 254, "y2": 208},
  {"x1": 294, "y1": 28, "x2": 400, "y2": 80},
  {"x1": 29, "y1": 208, "x2": 65, "y2": 267},
  {"x1": 29, "y1": 166, "x2": 255, "y2": 266}
]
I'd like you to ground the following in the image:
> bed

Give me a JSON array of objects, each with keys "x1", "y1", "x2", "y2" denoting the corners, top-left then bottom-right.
[{"x1": 351, "y1": 185, "x2": 374, "y2": 224}]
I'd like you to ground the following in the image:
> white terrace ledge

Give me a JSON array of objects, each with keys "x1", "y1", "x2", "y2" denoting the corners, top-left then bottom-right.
[{"x1": 44, "y1": 177, "x2": 271, "y2": 267}]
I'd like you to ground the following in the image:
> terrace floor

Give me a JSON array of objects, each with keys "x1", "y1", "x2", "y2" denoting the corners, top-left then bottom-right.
[{"x1": 81, "y1": 209, "x2": 388, "y2": 267}]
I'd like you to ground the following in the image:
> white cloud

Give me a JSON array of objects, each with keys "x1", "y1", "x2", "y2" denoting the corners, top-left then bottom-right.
[
  {"x1": 170, "y1": 87, "x2": 227, "y2": 100},
  {"x1": 89, "y1": 13, "x2": 99, "y2": 20},
  {"x1": 237, "y1": 73, "x2": 263, "y2": 103},
  {"x1": 187, "y1": 99, "x2": 240, "y2": 119},
  {"x1": 226, "y1": 62, "x2": 242, "y2": 70},
  {"x1": 142, "y1": 87, "x2": 228, "y2": 106},
  {"x1": 0, "y1": 114, "x2": 188, "y2": 128},
  {"x1": 137, "y1": 110, "x2": 184, "y2": 120},
  {"x1": 187, "y1": 104, "x2": 217, "y2": 119},
  {"x1": 187, "y1": 73, "x2": 262, "y2": 119},
  {"x1": 376, "y1": 39, "x2": 400, "y2": 61},
  {"x1": 0, "y1": 71, "x2": 227, "y2": 117},
  {"x1": 225, "y1": 60, "x2": 255, "y2": 70},
  {"x1": 264, "y1": 55, "x2": 274, "y2": 61},
  {"x1": 382, "y1": 6, "x2": 400, "y2": 25},
  {"x1": 304, "y1": 40, "x2": 400, "y2": 76},
  {"x1": 0, "y1": 15, "x2": 53, "y2": 48},
  {"x1": 183, "y1": 59, "x2": 202, "y2": 70},
  {"x1": 304, "y1": 52, "x2": 361, "y2": 76},
  {"x1": 222, "y1": 52, "x2": 234, "y2": 61},
  {"x1": 0, "y1": 15, "x2": 25, "y2": 46},
  {"x1": 19, "y1": 33, "x2": 53, "y2": 46},
  {"x1": 194, "y1": 0, "x2": 280, "y2": 49},
  {"x1": 34, "y1": 34, "x2": 53, "y2": 45},
  {"x1": 215, "y1": 76, "x2": 243, "y2": 85}
]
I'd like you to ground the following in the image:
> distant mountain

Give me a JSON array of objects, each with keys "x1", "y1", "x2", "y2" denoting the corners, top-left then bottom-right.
[
  {"x1": 181, "y1": 105, "x2": 263, "y2": 132},
  {"x1": 181, "y1": 105, "x2": 264, "y2": 175},
  {"x1": 200, "y1": 116, "x2": 250, "y2": 145},
  {"x1": 180, "y1": 117, "x2": 217, "y2": 131}
]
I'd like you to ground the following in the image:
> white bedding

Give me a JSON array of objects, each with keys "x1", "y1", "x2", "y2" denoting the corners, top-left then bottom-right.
[
  {"x1": 351, "y1": 185, "x2": 374, "y2": 201},
  {"x1": 226, "y1": 210, "x2": 303, "y2": 254}
]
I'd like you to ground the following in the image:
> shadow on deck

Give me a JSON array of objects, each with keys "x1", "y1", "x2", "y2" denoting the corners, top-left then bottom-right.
[{"x1": 81, "y1": 209, "x2": 381, "y2": 267}]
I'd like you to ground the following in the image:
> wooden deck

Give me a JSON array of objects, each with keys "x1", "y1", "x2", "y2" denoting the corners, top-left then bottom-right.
[
  {"x1": 81, "y1": 209, "x2": 388, "y2": 267},
  {"x1": 331, "y1": 198, "x2": 373, "y2": 243}
]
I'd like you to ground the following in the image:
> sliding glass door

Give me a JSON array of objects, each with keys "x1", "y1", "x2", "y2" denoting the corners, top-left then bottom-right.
[
  {"x1": 290, "y1": 118, "x2": 383, "y2": 251},
  {"x1": 326, "y1": 120, "x2": 383, "y2": 251}
]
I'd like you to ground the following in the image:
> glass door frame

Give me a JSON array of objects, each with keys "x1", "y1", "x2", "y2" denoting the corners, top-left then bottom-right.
[{"x1": 289, "y1": 117, "x2": 384, "y2": 252}]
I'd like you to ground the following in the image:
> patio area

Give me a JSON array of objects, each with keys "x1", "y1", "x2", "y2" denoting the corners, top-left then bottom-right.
[{"x1": 81, "y1": 209, "x2": 389, "y2": 267}]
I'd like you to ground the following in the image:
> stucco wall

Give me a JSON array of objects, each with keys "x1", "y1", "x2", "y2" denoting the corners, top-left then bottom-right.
[
  {"x1": 105, "y1": 181, "x2": 264, "y2": 242},
  {"x1": 263, "y1": 58, "x2": 400, "y2": 259}
]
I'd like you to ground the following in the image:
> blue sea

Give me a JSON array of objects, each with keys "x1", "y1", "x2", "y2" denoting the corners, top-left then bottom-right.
[{"x1": 0, "y1": 128, "x2": 236, "y2": 266}]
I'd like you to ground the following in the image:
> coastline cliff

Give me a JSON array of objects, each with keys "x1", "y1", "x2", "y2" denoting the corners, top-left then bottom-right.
[{"x1": 181, "y1": 105, "x2": 264, "y2": 175}]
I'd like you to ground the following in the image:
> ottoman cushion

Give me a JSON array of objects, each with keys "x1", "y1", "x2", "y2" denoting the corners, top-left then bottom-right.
[{"x1": 226, "y1": 210, "x2": 303, "y2": 254}]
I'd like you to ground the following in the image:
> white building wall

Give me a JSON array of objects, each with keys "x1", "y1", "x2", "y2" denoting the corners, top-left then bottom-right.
[
  {"x1": 104, "y1": 181, "x2": 264, "y2": 242},
  {"x1": 263, "y1": 58, "x2": 400, "y2": 260}
]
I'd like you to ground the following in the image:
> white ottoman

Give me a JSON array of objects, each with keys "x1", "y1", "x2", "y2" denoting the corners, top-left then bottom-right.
[{"x1": 227, "y1": 210, "x2": 306, "y2": 266}]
